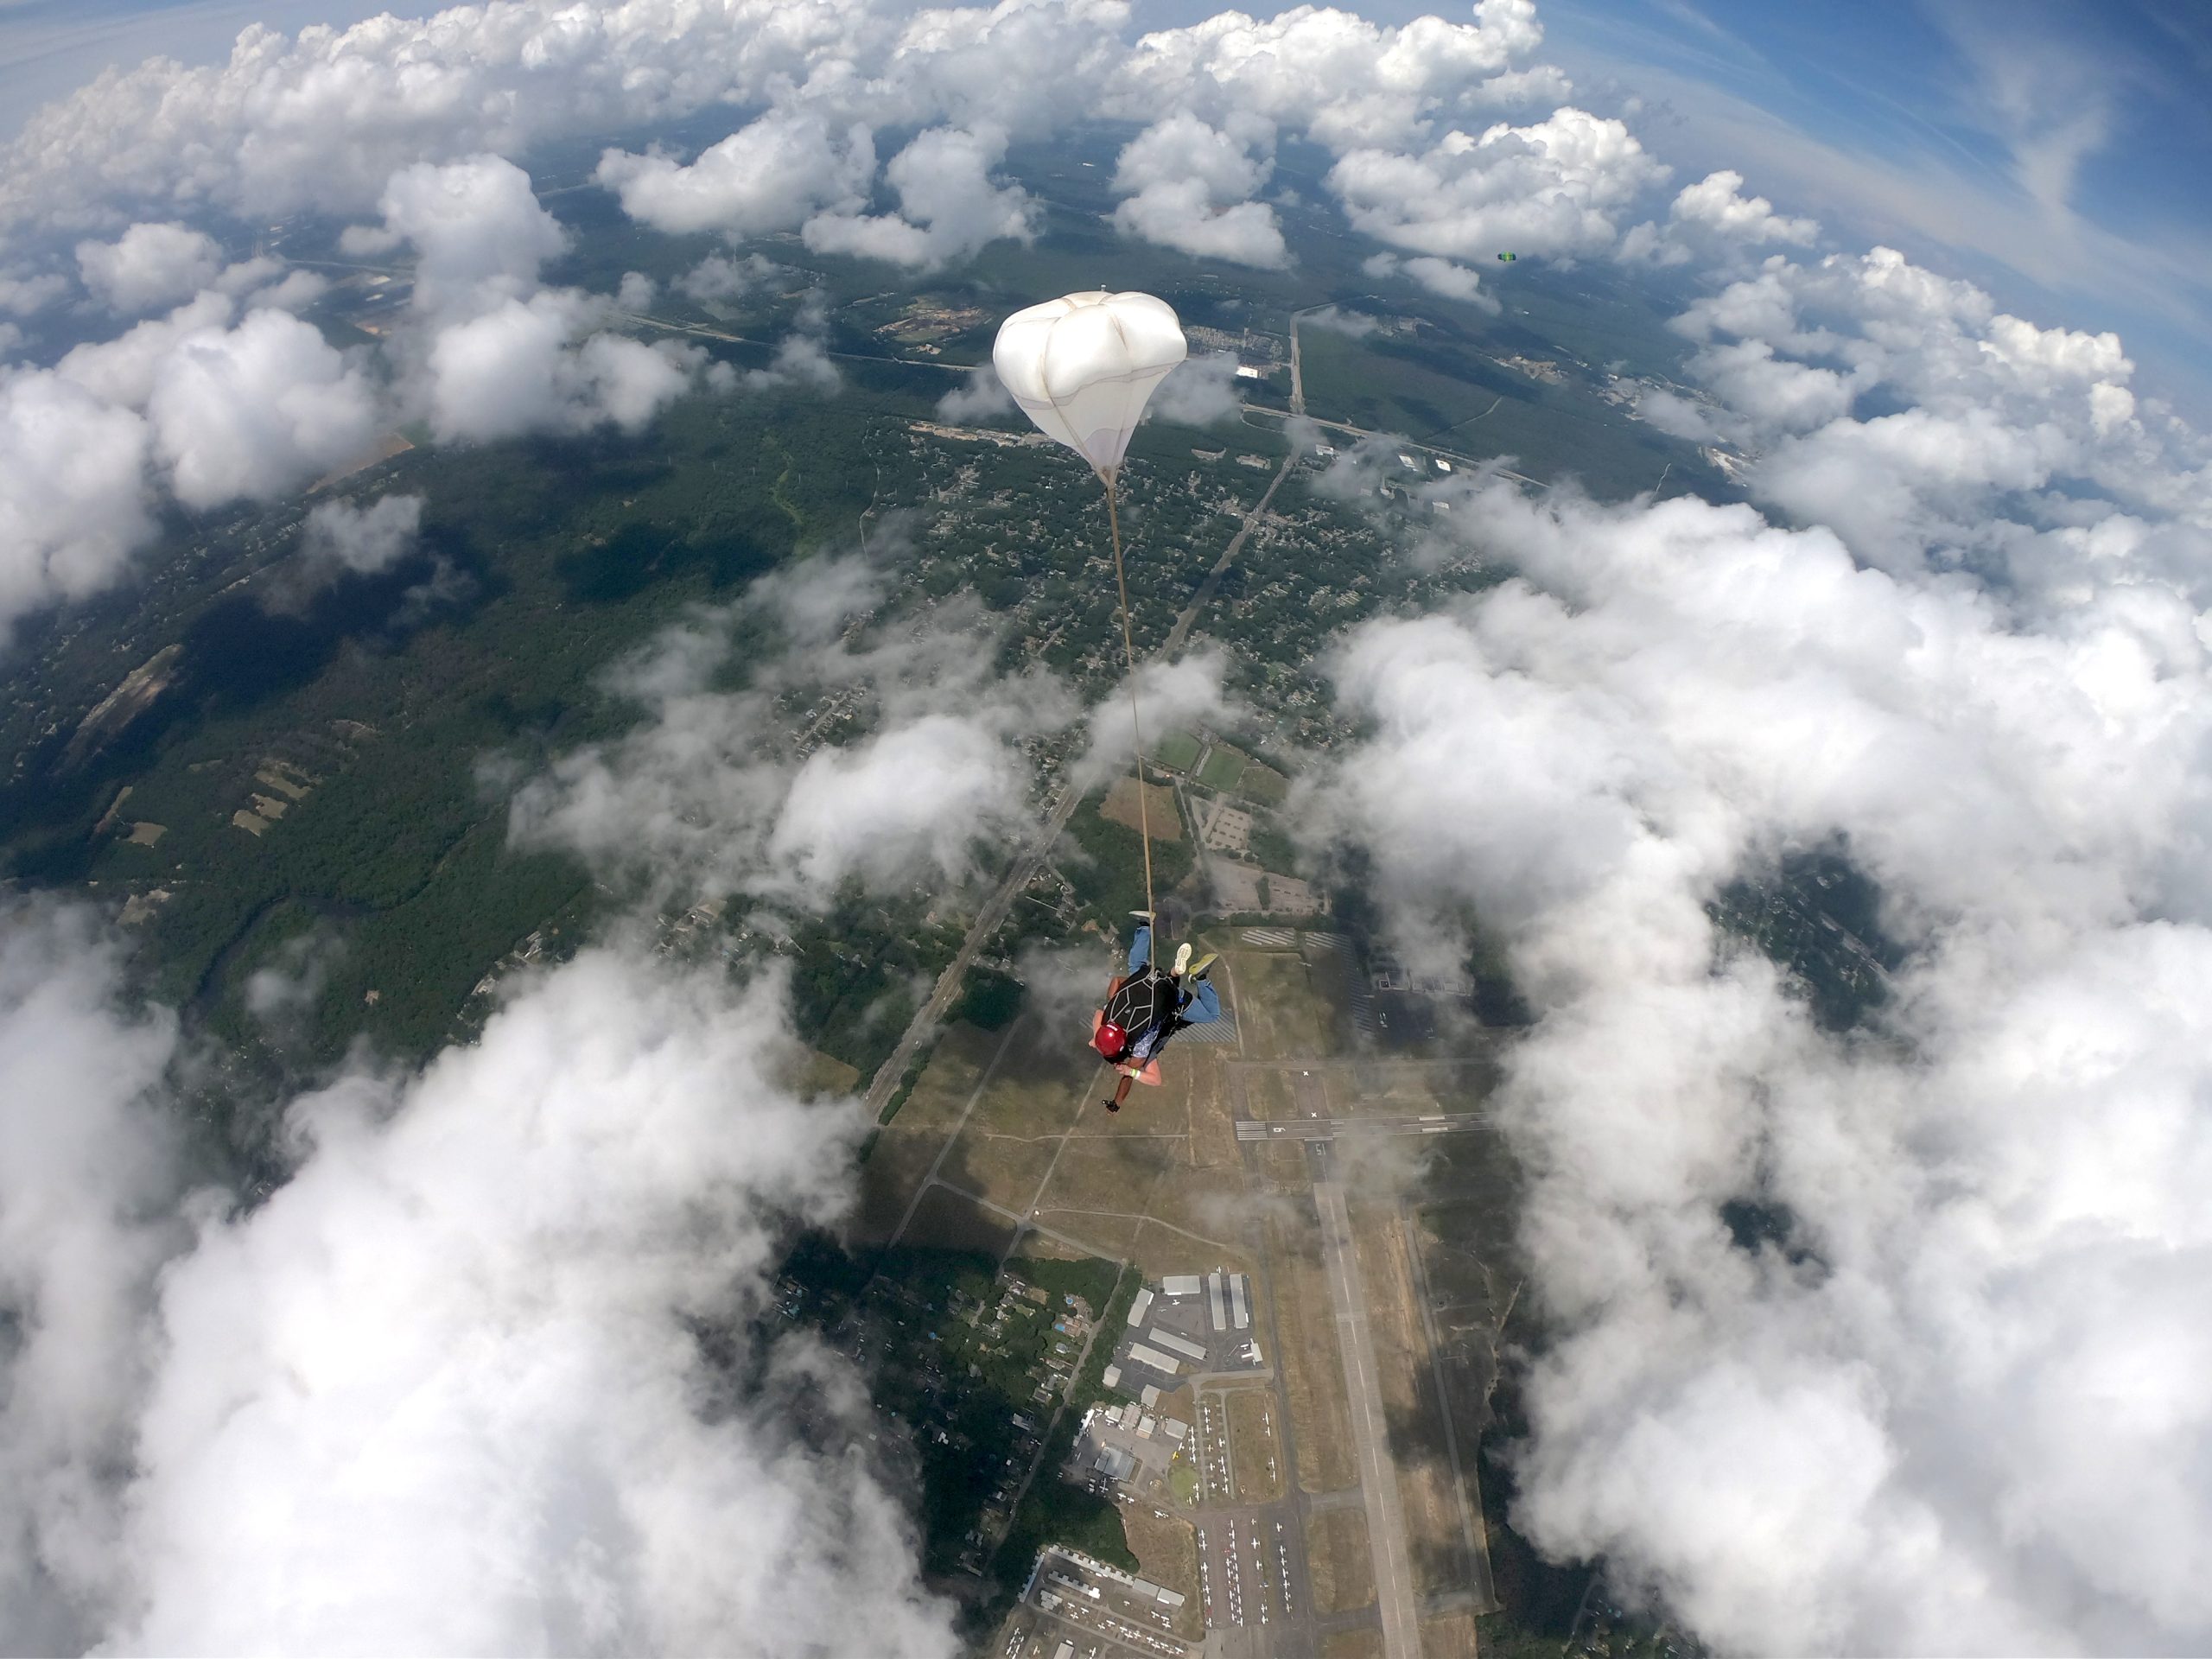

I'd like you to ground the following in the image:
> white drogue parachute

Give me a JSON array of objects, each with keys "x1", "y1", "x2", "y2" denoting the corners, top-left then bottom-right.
[
  {"x1": 991, "y1": 289, "x2": 1189, "y2": 963},
  {"x1": 992, "y1": 289, "x2": 1187, "y2": 482}
]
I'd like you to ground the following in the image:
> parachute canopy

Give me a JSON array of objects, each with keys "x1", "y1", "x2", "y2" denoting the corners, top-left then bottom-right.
[
  {"x1": 1497, "y1": 251, "x2": 1517, "y2": 261},
  {"x1": 992, "y1": 290, "x2": 1187, "y2": 481}
]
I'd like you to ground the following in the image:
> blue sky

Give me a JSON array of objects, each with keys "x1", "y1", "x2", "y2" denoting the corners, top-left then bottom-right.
[
  {"x1": 8, "y1": 0, "x2": 2210, "y2": 406},
  {"x1": 1529, "y1": 0, "x2": 2212, "y2": 409}
]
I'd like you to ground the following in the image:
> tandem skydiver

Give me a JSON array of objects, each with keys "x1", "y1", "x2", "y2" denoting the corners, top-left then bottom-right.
[{"x1": 1090, "y1": 914, "x2": 1219, "y2": 1111}]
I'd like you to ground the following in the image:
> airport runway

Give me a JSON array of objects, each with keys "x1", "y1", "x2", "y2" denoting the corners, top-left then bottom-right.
[
  {"x1": 1236, "y1": 1113, "x2": 1488, "y2": 1141},
  {"x1": 1313, "y1": 1174, "x2": 1423, "y2": 1659}
]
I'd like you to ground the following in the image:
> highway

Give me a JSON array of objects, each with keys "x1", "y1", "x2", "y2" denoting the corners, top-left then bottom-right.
[{"x1": 1313, "y1": 1174, "x2": 1423, "y2": 1659}]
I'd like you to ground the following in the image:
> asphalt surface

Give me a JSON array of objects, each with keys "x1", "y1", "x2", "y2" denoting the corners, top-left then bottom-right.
[{"x1": 1313, "y1": 1173, "x2": 1424, "y2": 1659}]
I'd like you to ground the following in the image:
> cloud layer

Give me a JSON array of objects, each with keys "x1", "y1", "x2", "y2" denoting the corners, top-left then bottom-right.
[
  {"x1": 1307, "y1": 418, "x2": 2212, "y2": 1651},
  {"x1": 0, "y1": 892, "x2": 970, "y2": 1654}
]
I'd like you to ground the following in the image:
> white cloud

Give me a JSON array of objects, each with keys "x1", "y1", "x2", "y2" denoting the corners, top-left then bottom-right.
[
  {"x1": 1331, "y1": 106, "x2": 1669, "y2": 264},
  {"x1": 616, "y1": 270, "x2": 657, "y2": 312},
  {"x1": 802, "y1": 124, "x2": 1032, "y2": 270},
  {"x1": 1671, "y1": 168, "x2": 1819, "y2": 245},
  {"x1": 1073, "y1": 649, "x2": 1235, "y2": 790},
  {"x1": 144, "y1": 307, "x2": 379, "y2": 508},
  {"x1": 1669, "y1": 245, "x2": 2203, "y2": 601},
  {"x1": 1110, "y1": 113, "x2": 1286, "y2": 268},
  {"x1": 55, "y1": 290, "x2": 236, "y2": 409},
  {"x1": 600, "y1": 111, "x2": 874, "y2": 238},
  {"x1": 0, "y1": 903, "x2": 961, "y2": 1655},
  {"x1": 509, "y1": 565, "x2": 1069, "y2": 906},
  {"x1": 376, "y1": 153, "x2": 569, "y2": 319},
  {"x1": 74, "y1": 221, "x2": 222, "y2": 314},
  {"x1": 936, "y1": 363, "x2": 1013, "y2": 423},
  {"x1": 296, "y1": 492, "x2": 424, "y2": 582},
  {"x1": 423, "y1": 290, "x2": 694, "y2": 442},
  {"x1": 244, "y1": 268, "x2": 328, "y2": 312},
  {"x1": 0, "y1": 270, "x2": 67, "y2": 315},
  {"x1": 1301, "y1": 304, "x2": 1379, "y2": 338},
  {"x1": 1309, "y1": 467, "x2": 2212, "y2": 1654},
  {"x1": 1112, "y1": 0, "x2": 1557, "y2": 155},
  {"x1": 1619, "y1": 168, "x2": 1820, "y2": 269},
  {"x1": 677, "y1": 252, "x2": 776, "y2": 305},
  {"x1": 0, "y1": 902, "x2": 182, "y2": 1652},
  {"x1": 1363, "y1": 250, "x2": 1498, "y2": 309},
  {"x1": 1145, "y1": 350, "x2": 1241, "y2": 427},
  {"x1": 735, "y1": 294, "x2": 842, "y2": 397},
  {"x1": 0, "y1": 370, "x2": 153, "y2": 640}
]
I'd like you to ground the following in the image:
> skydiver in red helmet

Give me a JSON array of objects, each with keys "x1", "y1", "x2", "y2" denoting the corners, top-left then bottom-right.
[{"x1": 1091, "y1": 914, "x2": 1219, "y2": 1110}]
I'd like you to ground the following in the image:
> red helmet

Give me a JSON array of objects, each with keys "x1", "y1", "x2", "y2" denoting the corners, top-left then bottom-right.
[{"x1": 1093, "y1": 1021, "x2": 1128, "y2": 1059}]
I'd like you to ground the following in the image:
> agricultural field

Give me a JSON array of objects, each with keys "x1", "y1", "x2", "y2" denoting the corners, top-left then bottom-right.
[{"x1": 1099, "y1": 776, "x2": 1182, "y2": 839}]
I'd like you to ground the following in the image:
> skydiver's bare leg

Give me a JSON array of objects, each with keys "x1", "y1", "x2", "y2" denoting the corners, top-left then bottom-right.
[{"x1": 1106, "y1": 1071, "x2": 1135, "y2": 1111}]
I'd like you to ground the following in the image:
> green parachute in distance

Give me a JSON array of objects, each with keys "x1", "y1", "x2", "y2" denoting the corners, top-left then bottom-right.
[{"x1": 1497, "y1": 251, "x2": 1518, "y2": 262}]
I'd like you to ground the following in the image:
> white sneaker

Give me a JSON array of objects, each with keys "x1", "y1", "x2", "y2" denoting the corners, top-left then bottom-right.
[{"x1": 1173, "y1": 943, "x2": 1192, "y2": 976}]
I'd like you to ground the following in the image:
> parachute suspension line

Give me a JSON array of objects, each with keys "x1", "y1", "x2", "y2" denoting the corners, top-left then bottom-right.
[{"x1": 1105, "y1": 474, "x2": 1158, "y2": 933}]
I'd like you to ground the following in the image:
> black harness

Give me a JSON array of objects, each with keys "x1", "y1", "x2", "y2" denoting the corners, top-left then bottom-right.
[{"x1": 1103, "y1": 966, "x2": 1180, "y2": 1058}]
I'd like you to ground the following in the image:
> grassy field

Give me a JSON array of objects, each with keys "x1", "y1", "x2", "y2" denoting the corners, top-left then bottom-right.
[
  {"x1": 1197, "y1": 741, "x2": 1251, "y2": 791},
  {"x1": 1239, "y1": 762, "x2": 1289, "y2": 806},
  {"x1": 1153, "y1": 729, "x2": 1202, "y2": 772},
  {"x1": 1222, "y1": 949, "x2": 1344, "y2": 1061},
  {"x1": 1227, "y1": 1388, "x2": 1285, "y2": 1503},
  {"x1": 1268, "y1": 1210, "x2": 1359, "y2": 1494},
  {"x1": 1100, "y1": 776, "x2": 1182, "y2": 840},
  {"x1": 1119, "y1": 1503, "x2": 1207, "y2": 1643},
  {"x1": 1306, "y1": 1508, "x2": 1377, "y2": 1616}
]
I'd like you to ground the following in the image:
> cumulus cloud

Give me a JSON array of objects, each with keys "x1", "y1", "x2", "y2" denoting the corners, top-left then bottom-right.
[
  {"x1": 290, "y1": 493, "x2": 425, "y2": 591},
  {"x1": 375, "y1": 153, "x2": 569, "y2": 317},
  {"x1": 355, "y1": 156, "x2": 712, "y2": 443},
  {"x1": 802, "y1": 124, "x2": 1033, "y2": 270},
  {"x1": 1110, "y1": 113, "x2": 1287, "y2": 268},
  {"x1": 1332, "y1": 106, "x2": 1668, "y2": 264},
  {"x1": 0, "y1": 288, "x2": 381, "y2": 640},
  {"x1": 0, "y1": 0, "x2": 1613, "y2": 639},
  {"x1": 423, "y1": 291, "x2": 695, "y2": 441},
  {"x1": 244, "y1": 268, "x2": 328, "y2": 312},
  {"x1": 144, "y1": 308, "x2": 378, "y2": 506},
  {"x1": 1146, "y1": 350, "x2": 1242, "y2": 427},
  {"x1": 509, "y1": 558, "x2": 1071, "y2": 906},
  {"x1": 0, "y1": 903, "x2": 182, "y2": 1652},
  {"x1": 1363, "y1": 250, "x2": 1498, "y2": 309},
  {"x1": 599, "y1": 111, "x2": 874, "y2": 239},
  {"x1": 0, "y1": 902, "x2": 960, "y2": 1655},
  {"x1": 1112, "y1": 0, "x2": 1557, "y2": 154},
  {"x1": 1074, "y1": 648, "x2": 1236, "y2": 789},
  {"x1": 1307, "y1": 461, "x2": 2212, "y2": 1654},
  {"x1": 0, "y1": 372, "x2": 153, "y2": 639},
  {"x1": 936, "y1": 363, "x2": 1013, "y2": 423},
  {"x1": 0, "y1": 270, "x2": 67, "y2": 315},
  {"x1": 74, "y1": 221, "x2": 222, "y2": 313},
  {"x1": 1302, "y1": 304, "x2": 1379, "y2": 338},
  {"x1": 738, "y1": 294, "x2": 842, "y2": 397},
  {"x1": 1669, "y1": 245, "x2": 2202, "y2": 602},
  {"x1": 677, "y1": 252, "x2": 777, "y2": 305},
  {"x1": 1619, "y1": 169, "x2": 1821, "y2": 270}
]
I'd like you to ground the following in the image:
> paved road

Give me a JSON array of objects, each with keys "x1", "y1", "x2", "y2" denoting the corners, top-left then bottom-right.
[
  {"x1": 1313, "y1": 1175, "x2": 1423, "y2": 1659},
  {"x1": 861, "y1": 781, "x2": 1082, "y2": 1117},
  {"x1": 1162, "y1": 448, "x2": 1295, "y2": 657}
]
